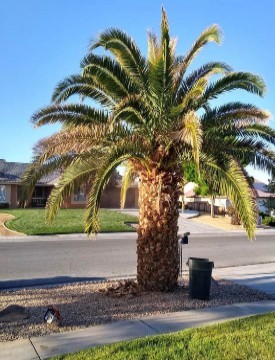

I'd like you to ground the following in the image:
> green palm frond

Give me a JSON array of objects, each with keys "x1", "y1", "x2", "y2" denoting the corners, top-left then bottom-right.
[
  {"x1": 51, "y1": 74, "x2": 115, "y2": 107},
  {"x1": 32, "y1": 104, "x2": 109, "y2": 128},
  {"x1": 46, "y1": 156, "x2": 98, "y2": 223},
  {"x1": 112, "y1": 95, "x2": 153, "y2": 134},
  {"x1": 81, "y1": 54, "x2": 136, "y2": 98},
  {"x1": 85, "y1": 143, "x2": 147, "y2": 234},
  {"x1": 171, "y1": 77, "x2": 208, "y2": 119},
  {"x1": 243, "y1": 124, "x2": 275, "y2": 145},
  {"x1": 160, "y1": 8, "x2": 173, "y2": 88},
  {"x1": 20, "y1": 154, "x2": 73, "y2": 205},
  {"x1": 90, "y1": 28, "x2": 148, "y2": 89},
  {"x1": 173, "y1": 24, "x2": 222, "y2": 89},
  {"x1": 175, "y1": 62, "x2": 232, "y2": 102},
  {"x1": 247, "y1": 150, "x2": 275, "y2": 172},
  {"x1": 201, "y1": 156, "x2": 258, "y2": 239},
  {"x1": 201, "y1": 103, "x2": 270, "y2": 129},
  {"x1": 202, "y1": 72, "x2": 267, "y2": 102}
]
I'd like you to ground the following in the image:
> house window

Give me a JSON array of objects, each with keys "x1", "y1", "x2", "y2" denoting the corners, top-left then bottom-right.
[
  {"x1": 34, "y1": 187, "x2": 45, "y2": 198},
  {"x1": 0, "y1": 185, "x2": 6, "y2": 202},
  {"x1": 73, "y1": 187, "x2": 86, "y2": 202}
]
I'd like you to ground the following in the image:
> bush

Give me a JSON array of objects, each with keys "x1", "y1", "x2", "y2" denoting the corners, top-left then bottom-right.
[
  {"x1": 262, "y1": 216, "x2": 275, "y2": 227},
  {"x1": 259, "y1": 211, "x2": 268, "y2": 218},
  {"x1": 0, "y1": 202, "x2": 9, "y2": 209}
]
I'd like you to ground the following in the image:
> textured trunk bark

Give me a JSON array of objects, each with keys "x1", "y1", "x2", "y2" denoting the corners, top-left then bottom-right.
[{"x1": 137, "y1": 170, "x2": 180, "y2": 291}]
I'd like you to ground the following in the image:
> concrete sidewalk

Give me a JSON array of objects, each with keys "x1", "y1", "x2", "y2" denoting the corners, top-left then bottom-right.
[
  {"x1": 0, "y1": 300, "x2": 274, "y2": 360},
  {"x1": 1, "y1": 262, "x2": 275, "y2": 360},
  {"x1": 214, "y1": 263, "x2": 275, "y2": 297}
]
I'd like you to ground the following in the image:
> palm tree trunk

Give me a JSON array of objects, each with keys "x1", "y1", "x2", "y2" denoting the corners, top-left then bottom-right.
[
  {"x1": 210, "y1": 195, "x2": 215, "y2": 218},
  {"x1": 137, "y1": 170, "x2": 180, "y2": 291}
]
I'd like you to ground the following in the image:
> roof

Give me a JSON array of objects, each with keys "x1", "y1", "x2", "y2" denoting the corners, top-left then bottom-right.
[
  {"x1": 0, "y1": 159, "x2": 59, "y2": 185},
  {"x1": 253, "y1": 179, "x2": 275, "y2": 198}
]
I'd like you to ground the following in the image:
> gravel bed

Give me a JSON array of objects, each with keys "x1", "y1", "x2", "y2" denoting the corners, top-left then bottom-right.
[{"x1": 0, "y1": 276, "x2": 272, "y2": 342}]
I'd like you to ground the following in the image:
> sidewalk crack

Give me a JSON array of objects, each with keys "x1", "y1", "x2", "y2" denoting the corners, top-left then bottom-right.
[
  {"x1": 139, "y1": 319, "x2": 160, "y2": 334},
  {"x1": 29, "y1": 337, "x2": 41, "y2": 360}
]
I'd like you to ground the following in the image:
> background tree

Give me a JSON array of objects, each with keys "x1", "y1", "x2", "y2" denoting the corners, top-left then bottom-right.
[
  {"x1": 183, "y1": 162, "x2": 217, "y2": 217},
  {"x1": 22, "y1": 9, "x2": 275, "y2": 291}
]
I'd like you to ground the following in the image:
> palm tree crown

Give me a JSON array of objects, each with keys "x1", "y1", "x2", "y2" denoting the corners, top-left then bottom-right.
[{"x1": 22, "y1": 9, "x2": 274, "y2": 290}]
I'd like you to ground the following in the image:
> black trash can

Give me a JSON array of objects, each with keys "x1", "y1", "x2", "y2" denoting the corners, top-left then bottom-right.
[{"x1": 187, "y1": 257, "x2": 214, "y2": 300}]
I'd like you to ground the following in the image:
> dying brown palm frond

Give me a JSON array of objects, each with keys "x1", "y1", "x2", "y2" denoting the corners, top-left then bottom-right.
[{"x1": 34, "y1": 125, "x2": 111, "y2": 164}]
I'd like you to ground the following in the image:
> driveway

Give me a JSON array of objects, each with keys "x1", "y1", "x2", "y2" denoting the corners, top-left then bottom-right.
[{"x1": 119, "y1": 209, "x2": 228, "y2": 234}]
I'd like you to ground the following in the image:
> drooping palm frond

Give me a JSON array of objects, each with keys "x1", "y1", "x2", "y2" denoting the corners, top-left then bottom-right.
[
  {"x1": 200, "y1": 155, "x2": 258, "y2": 239},
  {"x1": 51, "y1": 74, "x2": 115, "y2": 108},
  {"x1": 202, "y1": 72, "x2": 267, "y2": 103},
  {"x1": 20, "y1": 154, "x2": 72, "y2": 205},
  {"x1": 201, "y1": 103, "x2": 270, "y2": 130},
  {"x1": 243, "y1": 124, "x2": 275, "y2": 146},
  {"x1": 32, "y1": 104, "x2": 109, "y2": 128},
  {"x1": 85, "y1": 143, "x2": 148, "y2": 234},
  {"x1": 175, "y1": 62, "x2": 232, "y2": 103},
  {"x1": 46, "y1": 156, "x2": 99, "y2": 223}
]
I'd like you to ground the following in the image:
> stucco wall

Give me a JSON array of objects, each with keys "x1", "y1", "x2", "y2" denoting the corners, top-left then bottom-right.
[{"x1": 62, "y1": 187, "x2": 138, "y2": 209}]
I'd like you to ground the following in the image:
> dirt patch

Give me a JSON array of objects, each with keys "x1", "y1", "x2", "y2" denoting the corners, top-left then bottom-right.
[
  {"x1": 190, "y1": 212, "x2": 243, "y2": 231},
  {"x1": 0, "y1": 213, "x2": 25, "y2": 237}
]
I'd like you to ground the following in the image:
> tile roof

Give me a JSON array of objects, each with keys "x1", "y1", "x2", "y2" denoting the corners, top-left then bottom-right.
[{"x1": 0, "y1": 160, "x2": 59, "y2": 185}]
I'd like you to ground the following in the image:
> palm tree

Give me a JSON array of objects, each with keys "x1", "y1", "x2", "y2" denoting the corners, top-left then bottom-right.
[{"x1": 22, "y1": 9, "x2": 275, "y2": 291}]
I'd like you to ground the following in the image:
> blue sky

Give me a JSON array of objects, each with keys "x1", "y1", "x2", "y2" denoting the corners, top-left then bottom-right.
[{"x1": 1, "y1": 0, "x2": 274, "y2": 182}]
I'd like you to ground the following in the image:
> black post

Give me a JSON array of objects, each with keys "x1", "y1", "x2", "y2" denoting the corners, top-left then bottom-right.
[{"x1": 178, "y1": 232, "x2": 190, "y2": 278}]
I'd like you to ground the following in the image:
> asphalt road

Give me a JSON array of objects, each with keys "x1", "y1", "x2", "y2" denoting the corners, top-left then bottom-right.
[{"x1": 0, "y1": 232, "x2": 275, "y2": 288}]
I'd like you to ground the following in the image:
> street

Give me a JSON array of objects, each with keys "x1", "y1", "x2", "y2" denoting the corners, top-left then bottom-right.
[{"x1": 0, "y1": 231, "x2": 275, "y2": 288}]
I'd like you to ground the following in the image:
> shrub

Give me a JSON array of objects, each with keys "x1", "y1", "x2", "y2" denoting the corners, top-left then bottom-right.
[
  {"x1": 0, "y1": 202, "x2": 9, "y2": 209},
  {"x1": 262, "y1": 216, "x2": 275, "y2": 227}
]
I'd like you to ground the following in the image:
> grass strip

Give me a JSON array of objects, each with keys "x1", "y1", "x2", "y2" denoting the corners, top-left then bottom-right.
[{"x1": 52, "y1": 312, "x2": 275, "y2": 360}]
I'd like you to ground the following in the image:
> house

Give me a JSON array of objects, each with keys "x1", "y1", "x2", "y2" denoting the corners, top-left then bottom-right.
[
  {"x1": 0, "y1": 159, "x2": 138, "y2": 209},
  {"x1": 253, "y1": 179, "x2": 275, "y2": 213},
  {"x1": 182, "y1": 182, "x2": 229, "y2": 215},
  {"x1": 0, "y1": 159, "x2": 59, "y2": 208},
  {"x1": 183, "y1": 179, "x2": 275, "y2": 215}
]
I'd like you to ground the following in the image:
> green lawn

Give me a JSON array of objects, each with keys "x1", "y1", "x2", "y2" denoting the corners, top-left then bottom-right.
[
  {"x1": 1, "y1": 208, "x2": 138, "y2": 235},
  {"x1": 51, "y1": 312, "x2": 275, "y2": 360}
]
